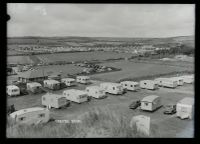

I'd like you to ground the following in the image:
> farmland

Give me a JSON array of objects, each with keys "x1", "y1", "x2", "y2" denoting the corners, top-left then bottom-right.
[
  {"x1": 91, "y1": 60, "x2": 194, "y2": 82},
  {"x1": 7, "y1": 80, "x2": 194, "y2": 138},
  {"x1": 7, "y1": 51, "x2": 133, "y2": 64}
]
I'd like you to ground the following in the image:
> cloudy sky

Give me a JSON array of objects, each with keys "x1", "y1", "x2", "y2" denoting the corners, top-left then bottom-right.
[{"x1": 7, "y1": 4, "x2": 195, "y2": 38}]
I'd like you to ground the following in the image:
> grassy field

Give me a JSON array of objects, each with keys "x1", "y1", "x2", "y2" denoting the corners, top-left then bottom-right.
[
  {"x1": 7, "y1": 80, "x2": 194, "y2": 138},
  {"x1": 36, "y1": 52, "x2": 132, "y2": 63},
  {"x1": 7, "y1": 52, "x2": 132, "y2": 64},
  {"x1": 90, "y1": 60, "x2": 194, "y2": 82}
]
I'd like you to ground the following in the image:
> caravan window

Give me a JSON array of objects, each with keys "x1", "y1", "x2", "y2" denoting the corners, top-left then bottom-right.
[
  {"x1": 144, "y1": 83, "x2": 147, "y2": 85},
  {"x1": 113, "y1": 87, "x2": 115, "y2": 90},
  {"x1": 130, "y1": 85, "x2": 133, "y2": 87},
  {"x1": 125, "y1": 84, "x2": 127, "y2": 86},
  {"x1": 19, "y1": 117, "x2": 26, "y2": 121},
  {"x1": 43, "y1": 97, "x2": 46, "y2": 101},
  {"x1": 38, "y1": 113, "x2": 45, "y2": 118},
  {"x1": 145, "y1": 102, "x2": 148, "y2": 106}
]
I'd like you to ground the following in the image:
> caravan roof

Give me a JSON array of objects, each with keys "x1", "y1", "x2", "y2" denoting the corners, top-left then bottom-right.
[
  {"x1": 77, "y1": 76, "x2": 90, "y2": 79},
  {"x1": 63, "y1": 89, "x2": 87, "y2": 95},
  {"x1": 170, "y1": 77, "x2": 184, "y2": 80},
  {"x1": 101, "y1": 82, "x2": 121, "y2": 86},
  {"x1": 62, "y1": 78, "x2": 75, "y2": 81},
  {"x1": 27, "y1": 82, "x2": 42, "y2": 87},
  {"x1": 10, "y1": 107, "x2": 46, "y2": 118},
  {"x1": 178, "y1": 97, "x2": 194, "y2": 105},
  {"x1": 44, "y1": 79, "x2": 60, "y2": 84},
  {"x1": 141, "y1": 95, "x2": 160, "y2": 103},
  {"x1": 121, "y1": 81, "x2": 139, "y2": 85},
  {"x1": 7, "y1": 85, "x2": 19, "y2": 90},
  {"x1": 43, "y1": 93, "x2": 64, "y2": 99},
  {"x1": 86, "y1": 85, "x2": 101, "y2": 90}
]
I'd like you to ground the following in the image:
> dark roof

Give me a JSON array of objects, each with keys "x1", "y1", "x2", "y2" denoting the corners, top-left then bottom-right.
[{"x1": 18, "y1": 69, "x2": 49, "y2": 79}]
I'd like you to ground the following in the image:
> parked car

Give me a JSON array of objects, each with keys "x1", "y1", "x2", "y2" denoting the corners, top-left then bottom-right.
[
  {"x1": 129, "y1": 100, "x2": 141, "y2": 109},
  {"x1": 163, "y1": 104, "x2": 176, "y2": 114}
]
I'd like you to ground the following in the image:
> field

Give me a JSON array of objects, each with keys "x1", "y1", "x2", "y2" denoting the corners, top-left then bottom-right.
[
  {"x1": 7, "y1": 52, "x2": 133, "y2": 64},
  {"x1": 91, "y1": 60, "x2": 194, "y2": 82},
  {"x1": 7, "y1": 80, "x2": 194, "y2": 138}
]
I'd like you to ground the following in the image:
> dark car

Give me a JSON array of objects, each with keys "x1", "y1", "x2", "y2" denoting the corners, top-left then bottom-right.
[
  {"x1": 163, "y1": 104, "x2": 176, "y2": 115},
  {"x1": 129, "y1": 100, "x2": 141, "y2": 109}
]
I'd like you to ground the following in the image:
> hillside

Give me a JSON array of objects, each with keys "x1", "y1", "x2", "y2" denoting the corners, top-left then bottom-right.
[{"x1": 7, "y1": 35, "x2": 194, "y2": 48}]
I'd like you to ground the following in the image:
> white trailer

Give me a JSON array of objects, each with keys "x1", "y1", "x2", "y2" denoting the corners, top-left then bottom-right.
[
  {"x1": 6, "y1": 85, "x2": 20, "y2": 97},
  {"x1": 9, "y1": 107, "x2": 50, "y2": 125},
  {"x1": 100, "y1": 82, "x2": 124, "y2": 95},
  {"x1": 170, "y1": 77, "x2": 184, "y2": 86},
  {"x1": 76, "y1": 76, "x2": 91, "y2": 84},
  {"x1": 139, "y1": 80, "x2": 159, "y2": 90},
  {"x1": 180, "y1": 75, "x2": 194, "y2": 84},
  {"x1": 85, "y1": 86, "x2": 106, "y2": 99},
  {"x1": 120, "y1": 81, "x2": 140, "y2": 91},
  {"x1": 42, "y1": 93, "x2": 68, "y2": 109},
  {"x1": 141, "y1": 95, "x2": 162, "y2": 111},
  {"x1": 61, "y1": 78, "x2": 76, "y2": 86},
  {"x1": 43, "y1": 79, "x2": 60, "y2": 90},
  {"x1": 27, "y1": 82, "x2": 42, "y2": 93},
  {"x1": 63, "y1": 89, "x2": 88, "y2": 103},
  {"x1": 154, "y1": 78, "x2": 178, "y2": 88},
  {"x1": 176, "y1": 97, "x2": 194, "y2": 120}
]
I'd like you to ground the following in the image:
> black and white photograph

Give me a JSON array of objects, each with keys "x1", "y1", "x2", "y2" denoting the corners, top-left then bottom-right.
[{"x1": 6, "y1": 3, "x2": 195, "y2": 138}]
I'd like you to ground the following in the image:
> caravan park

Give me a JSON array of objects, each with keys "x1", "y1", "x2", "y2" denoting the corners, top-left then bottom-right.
[{"x1": 6, "y1": 4, "x2": 195, "y2": 138}]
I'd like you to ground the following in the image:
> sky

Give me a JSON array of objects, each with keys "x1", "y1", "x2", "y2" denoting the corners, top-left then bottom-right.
[{"x1": 7, "y1": 4, "x2": 195, "y2": 38}]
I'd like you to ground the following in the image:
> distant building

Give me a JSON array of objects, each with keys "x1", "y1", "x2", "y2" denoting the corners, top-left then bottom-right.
[{"x1": 18, "y1": 69, "x2": 48, "y2": 83}]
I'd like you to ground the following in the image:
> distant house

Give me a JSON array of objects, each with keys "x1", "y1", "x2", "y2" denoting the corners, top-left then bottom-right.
[{"x1": 18, "y1": 69, "x2": 48, "y2": 83}]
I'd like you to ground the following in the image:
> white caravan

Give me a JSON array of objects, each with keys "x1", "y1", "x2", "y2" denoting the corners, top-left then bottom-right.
[
  {"x1": 61, "y1": 78, "x2": 76, "y2": 86},
  {"x1": 176, "y1": 97, "x2": 194, "y2": 120},
  {"x1": 141, "y1": 95, "x2": 162, "y2": 111},
  {"x1": 100, "y1": 82, "x2": 124, "y2": 95},
  {"x1": 120, "y1": 81, "x2": 140, "y2": 91},
  {"x1": 63, "y1": 89, "x2": 88, "y2": 103},
  {"x1": 154, "y1": 78, "x2": 178, "y2": 88},
  {"x1": 170, "y1": 77, "x2": 184, "y2": 86},
  {"x1": 42, "y1": 93, "x2": 68, "y2": 109},
  {"x1": 139, "y1": 80, "x2": 159, "y2": 90},
  {"x1": 9, "y1": 107, "x2": 50, "y2": 125},
  {"x1": 85, "y1": 86, "x2": 106, "y2": 99},
  {"x1": 6, "y1": 85, "x2": 20, "y2": 97},
  {"x1": 76, "y1": 76, "x2": 91, "y2": 84},
  {"x1": 180, "y1": 75, "x2": 194, "y2": 84}
]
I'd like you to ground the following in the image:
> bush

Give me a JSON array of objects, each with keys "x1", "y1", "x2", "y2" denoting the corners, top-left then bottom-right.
[{"x1": 7, "y1": 107, "x2": 158, "y2": 138}]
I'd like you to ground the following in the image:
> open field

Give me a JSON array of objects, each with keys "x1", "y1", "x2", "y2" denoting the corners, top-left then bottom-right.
[
  {"x1": 7, "y1": 80, "x2": 194, "y2": 137},
  {"x1": 91, "y1": 61, "x2": 194, "y2": 82},
  {"x1": 7, "y1": 52, "x2": 133, "y2": 64}
]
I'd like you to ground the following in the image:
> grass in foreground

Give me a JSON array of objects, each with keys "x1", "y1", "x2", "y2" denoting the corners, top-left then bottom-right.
[{"x1": 7, "y1": 107, "x2": 160, "y2": 138}]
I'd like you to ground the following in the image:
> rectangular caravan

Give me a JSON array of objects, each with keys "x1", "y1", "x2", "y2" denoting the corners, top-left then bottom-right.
[
  {"x1": 27, "y1": 82, "x2": 42, "y2": 93},
  {"x1": 139, "y1": 80, "x2": 159, "y2": 90},
  {"x1": 6, "y1": 85, "x2": 20, "y2": 97},
  {"x1": 43, "y1": 79, "x2": 60, "y2": 90},
  {"x1": 76, "y1": 76, "x2": 90, "y2": 84},
  {"x1": 141, "y1": 95, "x2": 162, "y2": 111},
  {"x1": 120, "y1": 81, "x2": 140, "y2": 91},
  {"x1": 9, "y1": 107, "x2": 50, "y2": 125},
  {"x1": 154, "y1": 78, "x2": 178, "y2": 88},
  {"x1": 61, "y1": 78, "x2": 76, "y2": 86},
  {"x1": 180, "y1": 75, "x2": 194, "y2": 84},
  {"x1": 63, "y1": 89, "x2": 88, "y2": 103},
  {"x1": 176, "y1": 97, "x2": 194, "y2": 120},
  {"x1": 170, "y1": 77, "x2": 184, "y2": 86},
  {"x1": 85, "y1": 86, "x2": 106, "y2": 99},
  {"x1": 100, "y1": 82, "x2": 124, "y2": 95},
  {"x1": 42, "y1": 93, "x2": 68, "y2": 109}
]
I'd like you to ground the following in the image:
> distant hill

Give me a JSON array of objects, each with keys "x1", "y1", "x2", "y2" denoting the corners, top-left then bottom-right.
[{"x1": 7, "y1": 35, "x2": 194, "y2": 48}]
